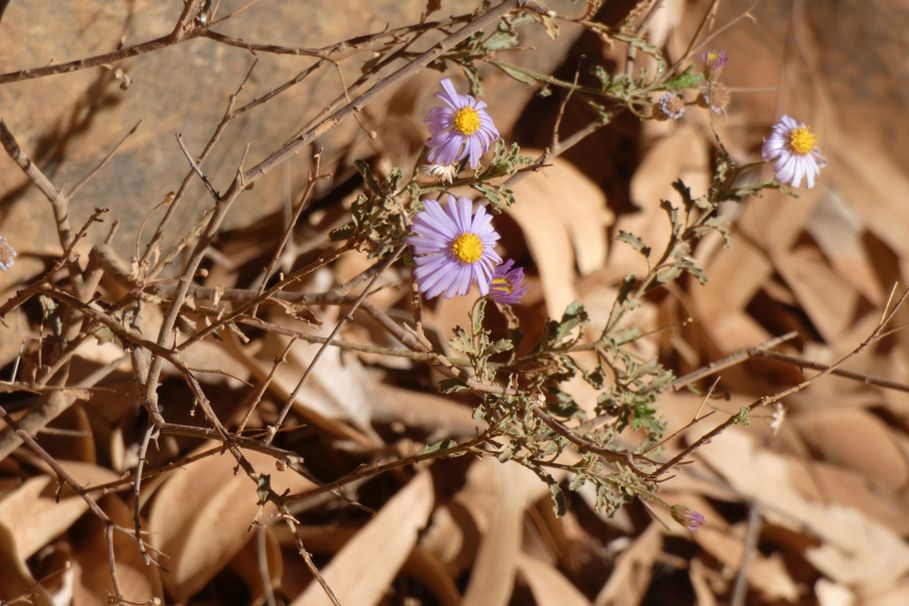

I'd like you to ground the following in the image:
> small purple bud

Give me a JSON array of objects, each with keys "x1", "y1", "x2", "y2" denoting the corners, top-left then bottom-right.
[{"x1": 670, "y1": 504, "x2": 705, "y2": 531}]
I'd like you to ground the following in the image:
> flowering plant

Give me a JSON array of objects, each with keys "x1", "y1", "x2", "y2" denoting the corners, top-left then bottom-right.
[{"x1": 0, "y1": 2, "x2": 859, "y2": 602}]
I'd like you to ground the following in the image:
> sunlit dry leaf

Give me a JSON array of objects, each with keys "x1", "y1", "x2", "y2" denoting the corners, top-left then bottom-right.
[
  {"x1": 179, "y1": 339, "x2": 252, "y2": 386},
  {"x1": 775, "y1": 246, "x2": 858, "y2": 343},
  {"x1": 689, "y1": 558, "x2": 718, "y2": 606},
  {"x1": 261, "y1": 312, "x2": 378, "y2": 435},
  {"x1": 694, "y1": 428, "x2": 909, "y2": 589},
  {"x1": 291, "y1": 471, "x2": 434, "y2": 606},
  {"x1": 371, "y1": 382, "x2": 482, "y2": 439},
  {"x1": 595, "y1": 523, "x2": 662, "y2": 606},
  {"x1": 0, "y1": 522, "x2": 54, "y2": 605},
  {"x1": 459, "y1": 458, "x2": 547, "y2": 606},
  {"x1": 419, "y1": 503, "x2": 477, "y2": 578},
  {"x1": 0, "y1": 462, "x2": 117, "y2": 561},
  {"x1": 73, "y1": 495, "x2": 163, "y2": 605},
  {"x1": 862, "y1": 578, "x2": 909, "y2": 606},
  {"x1": 793, "y1": 408, "x2": 909, "y2": 493},
  {"x1": 272, "y1": 523, "x2": 461, "y2": 606},
  {"x1": 227, "y1": 527, "x2": 283, "y2": 604},
  {"x1": 517, "y1": 552, "x2": 589, "y2": 606},
  {"x1": 816, "y1": 578, "x2": 856, "y2": 606},
  {"x1": 807, "y1": 192, "x2": 884, "y2": 305},
  {"x1": 148, "y1": 447, "x2": 315, "y2": 602},
  {"x1": 830, "y1": 131, "x2": 909, "y2": 259},
  {"x1": 507, "y1": 155, "x2": 611, "y2": 317},
  {"x1": 224, "y1": 330, "x2": 375, "y2": 446}
]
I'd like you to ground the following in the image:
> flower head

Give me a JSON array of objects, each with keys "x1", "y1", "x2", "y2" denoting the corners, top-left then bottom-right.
[
  {"x1": 761, "y1": 115, "x2": 827, "y2": 189},
  {"x1": 702, "y1": 49, "x2": 728, "y2": 78},
  {"x1": 700, "y1": 81, "x2": 730, "y2": 115},
  {"x1": 658, "y1": 92, "x2": 685, "y2": 120},
  {"x1": 425, "y1": 79, "x2": 499, "y2": 169},
  {"x1": 407, "y1": 195, "x2": 502, "y2": 299},
  {"x1": 769, "y1": 402, "x2": 786, "y2": 435},
  {"x1": 0, "y1": 236, "x2": 16, "y2": 271},
  {"x1": 422, "y1": 163, "x2": 458, "y2": 184},
  {"x1": 489, "y1": 259, "x2": 528, "y2": 305},
  {"x1": 670, "y1": 505, "x2": 705, "y2": 532}
]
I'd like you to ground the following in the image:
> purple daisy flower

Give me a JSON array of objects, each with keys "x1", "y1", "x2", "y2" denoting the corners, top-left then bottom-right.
[
  {"x1": 0, "y1": 235, "x2": 16, "y2": 271},
  {"x1": 407, "y1": 195, "x2": 502, "y2": 299},
  {"x1": 702, "y1": 49, "x2": 728, "y2": 77},
  {"x1": 761, "y1": 115, "x2": 827, "y2": 189},
  {"x1": 425, "y1": 79, "x2": 499, "y2": 170},
  {"x1": 670, "y1": 505, "x2": 706, "y2": 532},
  {"x1": 658, "y1": 92, "x2": 685, "y2": 120},
  {"x1": 489, "y1": 259, "x2": 528, "y2": 305}
]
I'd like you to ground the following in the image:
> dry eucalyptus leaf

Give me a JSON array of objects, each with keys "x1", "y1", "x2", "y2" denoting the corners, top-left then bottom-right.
[
  {"x1": 72, "y1": 495, "x2": 164, "y2": 605},
  {"x1": 460, "y1": 460, "x2": 527, "y2": 606},
  {"x1": 775, "y1": 246, "x2": 858, "y2": 343},
  {"x1": 259, "y1": 313, "x2": 378, "y2": 435},
  {"x1": 807, "y1": 191, "x2": 884, "y2": 305},
  {"x1": 226, "y1": 527, "x2": 283, "y2": 603},
  {"x1": 0, "y1": 462, "x2": 117, "y2": 561},
  {"x1": 517, "y1": 552, "x2": 590, "y2": 606},
  {"x1": 148, "y1": 446, "x2": 315, "y2": 601},
  {"x1": 507, "y1": 154, "x2": 611, "y2": 316},
  {"x1": 694, "y1": 428, "x2": 909, "y2": 589},
  {"x1": 793, "y1": 408, "x2": 909, "y2": 493},
  {"x1": 291, "y1": 471, "x2": 434, "y2": 606},
  {"x1": 595, "y1": 523, "x2": 662, "y2": 606},
  {"x1": 224, "y1": 329, "x2": 375, "y2": 446},
  {"x1": 0, "y1": 522, "x2": 54, "y2": 605}
]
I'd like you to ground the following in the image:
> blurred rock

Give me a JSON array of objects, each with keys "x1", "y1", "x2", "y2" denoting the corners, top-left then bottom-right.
[
  {"x1": 0, "y1": 0, "x2": 581, "y2": 293},
  {"x1": 0, "y1": 1, "x2": 409, "y2": 273}
]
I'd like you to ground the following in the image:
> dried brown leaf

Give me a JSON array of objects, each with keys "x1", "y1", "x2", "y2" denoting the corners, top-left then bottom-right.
[
  {"x1": 517, "y1": 552, "x2": 589, "y2": 606},
  {"x1": 291, "y1": 471, "x2": 434, "y2": 606},
  {"x1": 148, "y1": 447, "x2": 315, "y2": 601},
  {"x1": 507, "y1": 155, "x2": 611, "y2": 317},
  {"x1": 694, "y1": 428, "x2": 909, "y2": 589},
  {"x1": 595, "y1": 523, "x2": 662, "y2": 606},
  {"x1": 0, "y1": 522, "x2": 53, "y2": 605},
  {"x1": 371, "y1": 382, "x2": 482, "y2": 439},
  {"x1": 793, "y1": 408, "x2": 909, "y2": 493},
  {"x1": 460, "y1": 460, "x2": 527, "y2": 606},
  {"x1": 775, "y1": 246, "x2": 858, "y2": 343},
  {"x1": 224, "y1": 330, "x2": 374, "y2": 445},
  {"x1": 0, "y1": 462, "x2": 117, "y2": 561},
  {"x1": 807, "y1": 193, "x2": 884, "y2": 305},
  {"x1": 226, "y1": 527, "x2": 283, "y2": 603},
  {"x1": 73, "y1": 495, "x2": 163, "y2": 605}
]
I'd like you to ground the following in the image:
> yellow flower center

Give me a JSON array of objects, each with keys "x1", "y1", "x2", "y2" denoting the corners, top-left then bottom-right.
[
  {"x1": 492, "y1": 277, "x2": 512, "y2": 293},
  {"x1": 450, "y1": 233, "x2": 483, "y2": 264},
  {"x1": 453, "y1": 107, "x2": 481, "y2": 136},
  {"x1": 788, "y1": 126, "x2": 817, "y2": 155},
  {"x1": 706, "y1": 51, "x2": 720, "y2": 63}
]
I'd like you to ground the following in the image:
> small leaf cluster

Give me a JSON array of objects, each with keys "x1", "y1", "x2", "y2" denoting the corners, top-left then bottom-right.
[{"x1": 330, "y1": 161, "x2": 415, "y2": 257}]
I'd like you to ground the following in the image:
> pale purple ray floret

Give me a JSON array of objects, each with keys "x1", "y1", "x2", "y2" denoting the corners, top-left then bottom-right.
[
  {"x1": 407, "y1": 195, "x2": 502, "y2": 299},
  {"x1": 425, "y1": 78, "x2": 500, "y2": 170}
]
